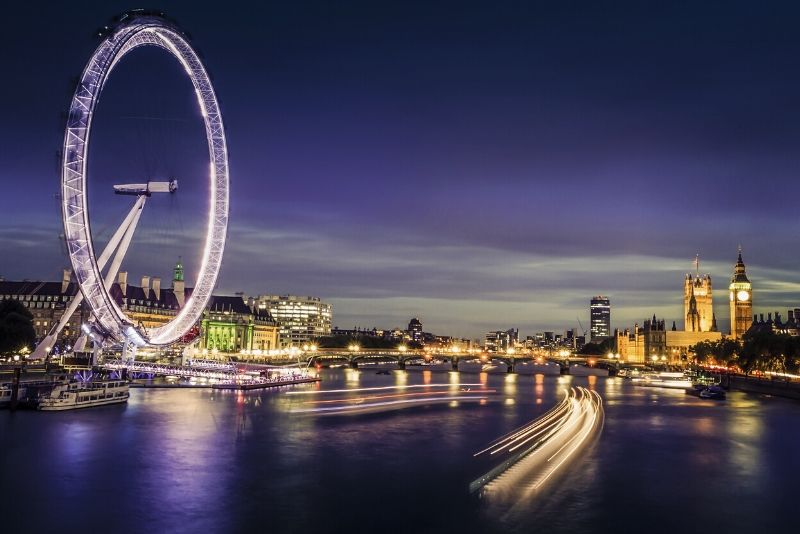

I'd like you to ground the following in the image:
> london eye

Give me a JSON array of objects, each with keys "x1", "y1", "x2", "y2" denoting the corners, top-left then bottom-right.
[{"x1": 58, "y1": 10, "x2": 229, "y2": 350}]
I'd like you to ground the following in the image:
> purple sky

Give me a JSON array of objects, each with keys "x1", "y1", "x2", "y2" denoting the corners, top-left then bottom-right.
[{"x1": 2, "y1": 0, "x2": 800, "y2": 338}]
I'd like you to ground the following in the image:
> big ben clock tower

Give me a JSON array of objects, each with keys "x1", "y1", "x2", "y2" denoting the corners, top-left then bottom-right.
[{"x1": 729, "y1": 247, "x2": 752, "y2": 339}]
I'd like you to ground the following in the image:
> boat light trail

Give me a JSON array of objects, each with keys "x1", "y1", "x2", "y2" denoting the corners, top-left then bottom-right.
[
  {"x1": 469, "y1": 387, "x2": 604, "y2": 497},
  {"x1": 291, "y1": 394, "x2": 489, "y2": 414},
  {"x1": 286, "y1": 384, "x2": 484, "y2": 395},
  {"x1": 304, "y1": 389, "x2": 496, "y2": 405}
]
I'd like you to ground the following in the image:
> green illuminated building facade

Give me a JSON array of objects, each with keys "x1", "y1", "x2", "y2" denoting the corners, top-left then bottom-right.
[{"x1": 200, "y1": 296, "x2": 279, "y2": 353}]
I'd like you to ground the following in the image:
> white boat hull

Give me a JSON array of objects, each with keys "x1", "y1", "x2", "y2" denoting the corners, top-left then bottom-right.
[
  {"x1": 38, "y1": 394, "x2": 129, "y2": 411},
  {"x1": 37, "y1": 379, "x2": 130, "y2": 411}
]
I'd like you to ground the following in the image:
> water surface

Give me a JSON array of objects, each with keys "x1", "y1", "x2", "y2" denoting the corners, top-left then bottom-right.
[{"x1": 2, "y1": 369, "x2": 798, "y2": 533}]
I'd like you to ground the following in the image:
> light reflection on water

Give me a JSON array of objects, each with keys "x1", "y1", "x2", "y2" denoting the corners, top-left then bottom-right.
[{"x1": 2, "y1": 371, "x2": 800, "y2": 534}]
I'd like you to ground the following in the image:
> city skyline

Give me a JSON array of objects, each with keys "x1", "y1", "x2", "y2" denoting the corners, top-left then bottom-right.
[
  {"x1": 3, "y1": 7, "x2": 800, "y2": 534},
  {"x1": 3, "y1": 1, "x2": 800, "y2": 338}
]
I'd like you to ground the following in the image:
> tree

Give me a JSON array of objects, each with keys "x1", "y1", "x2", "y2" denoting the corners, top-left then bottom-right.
[
  {"x1": 579, "y1": 338, "x2": 614, "y2": 355},
  {"x1": 737, "y1": 331, "x2": 800, "y2": 375},
  {"x1": 690, "y1": 338, "x2": 740, "y2": 366},
  {"x1": 0, "y1": 300, "x2": 36, "y2": 355}
]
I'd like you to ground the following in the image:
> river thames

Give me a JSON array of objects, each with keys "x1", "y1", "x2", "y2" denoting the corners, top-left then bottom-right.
[{"x1": 2, "y1": 368, "x2": 799, "y2": 533}]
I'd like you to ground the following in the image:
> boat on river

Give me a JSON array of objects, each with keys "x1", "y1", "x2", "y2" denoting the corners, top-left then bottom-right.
[
  {"x1": 632, "y1": 372, "x2": 692, "y2": 389},
  {"x1": 0, "y1": 384, "x2": 27, "y2": 409},
  {"x1": 0, "y1": 386, "x2": 13, "y2": 408},
  {"x1": 699, "y1": 385, "x2": 726, "y2": 400},
  {"x1": 37, "y1": 378, "x2": 129, "y2": 411}
]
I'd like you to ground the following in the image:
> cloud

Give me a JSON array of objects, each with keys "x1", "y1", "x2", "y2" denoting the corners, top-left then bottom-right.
[{"x1": 212, "y1": 221, "x2": 800, "y2": 337}]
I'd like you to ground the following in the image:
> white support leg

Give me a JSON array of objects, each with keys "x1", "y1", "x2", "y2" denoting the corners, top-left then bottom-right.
[
  {"x1": 102, "y1": 197, "x2": 146, "y2": 291},
  {"x1": 30, "y1": 196, "x2": 148, "y2": 360}
]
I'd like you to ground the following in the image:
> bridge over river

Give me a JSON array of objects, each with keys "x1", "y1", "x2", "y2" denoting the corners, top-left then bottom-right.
[{"x1": 239, "y1": 348, "x2": 623, "y2": 374}]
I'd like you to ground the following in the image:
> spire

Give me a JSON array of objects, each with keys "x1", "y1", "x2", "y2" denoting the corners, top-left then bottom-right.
[
  {"x1": 671, "y1": 321, "x2": 677, "y2": 331},
  {"x1": 173, "y1": 257, "x2": 184, "y2": 282},
  {"x1": 694, "y1": 253, "x2": 700, "y2": 276},
  {"x1": 711, "y1": 313, "x2": 718, "y2": 332},
  {"x1": 732, "y1": 247, "x2": 749, "y2": 283},
  {"x1": 687, "y1": 284, "x2": 700, "y2": 332}
]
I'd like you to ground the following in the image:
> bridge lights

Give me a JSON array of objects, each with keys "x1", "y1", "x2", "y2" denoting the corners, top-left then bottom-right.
[
  {"x1": 348, "y1": 344, "x2": 360, "y2": 352},
  {"x1": 398, "y1": 344, "x2": 407, "y2": 352}
]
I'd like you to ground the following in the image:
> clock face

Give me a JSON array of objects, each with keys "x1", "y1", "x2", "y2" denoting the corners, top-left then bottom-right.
[{"x1": 737, "y1": 290, "x2": 750, "y2": 302}]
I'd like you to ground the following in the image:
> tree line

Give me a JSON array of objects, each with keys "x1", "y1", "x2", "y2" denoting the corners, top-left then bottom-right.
[{"x1": 692, "y1": 331, "x2": 800, "y2": 375}]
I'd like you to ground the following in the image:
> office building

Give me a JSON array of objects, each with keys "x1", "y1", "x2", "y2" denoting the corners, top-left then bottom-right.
[
  {"x1": 249, "y1": 295, "x2": 332, "y2": 347},
  {"x1": 408, "y1": 317, "x2": 423, "y2": 343},
  {"x1": 590, "y1": 296, "x2": 611, "y2": 341}
]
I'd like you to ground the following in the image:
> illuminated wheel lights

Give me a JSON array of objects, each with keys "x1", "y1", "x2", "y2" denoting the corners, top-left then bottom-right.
[{"x1": 62, "y1": 13, "x2": 229, "y2": 346}]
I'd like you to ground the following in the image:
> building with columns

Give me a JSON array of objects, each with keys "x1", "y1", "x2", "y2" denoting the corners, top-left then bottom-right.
[
  {"x1": 199, "y1": 296, "x2": 279, "y2": 353},
  {"x1": 1, "y1": 260, "x2": 279, "y2": 354}
]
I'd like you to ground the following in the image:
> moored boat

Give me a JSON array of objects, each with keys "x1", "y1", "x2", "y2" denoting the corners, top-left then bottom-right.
[
  {"x1": 0, "y1": 385, "x2": 13, "y2": 408},
  {"x1": 37, "y1": 378, "x2": 129, "y2": 411},
  {"x1": 699, "y1": 385, "x2": 726, "y2": 400},
  {"x1": 0, "y1": 384, "x2": 27, "y2": 409}
]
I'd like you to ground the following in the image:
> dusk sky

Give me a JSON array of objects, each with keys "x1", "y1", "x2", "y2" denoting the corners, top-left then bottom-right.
[{"x1": 3, "y1": 0, "x2": 800, "y2": 338}]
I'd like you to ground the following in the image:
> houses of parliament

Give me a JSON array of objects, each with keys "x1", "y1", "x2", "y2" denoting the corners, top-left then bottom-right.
[
  {"x1": 682, "y1": 250, "x2": 753, "y2": 339},
  {"x1": 616, "y1": 249, "x2": 754, "y2": 363}
]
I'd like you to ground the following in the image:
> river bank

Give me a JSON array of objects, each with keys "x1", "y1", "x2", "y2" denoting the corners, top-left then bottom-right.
[{"x1": 724, "y1": 374, "x2": 800, "y2": 400}]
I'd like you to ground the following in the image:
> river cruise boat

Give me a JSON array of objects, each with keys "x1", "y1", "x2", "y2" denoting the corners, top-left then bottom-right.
[
  {"x1": 0, "y1": 385, "x2": 28, "y2": 409},
  {"x1": 632, "y1": 372, "x2": 692, "y2": 390},
  {"x1": 37, "y1": 378, "x2": 129, "y2": 411},
  {"x1": 0, "y1": 385, "x2": 13, "y2": 408}
]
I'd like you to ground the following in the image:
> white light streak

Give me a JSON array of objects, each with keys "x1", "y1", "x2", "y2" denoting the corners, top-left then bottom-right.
[{"x1": 470, "y1": 387, "x2": 604, "y2": 500}]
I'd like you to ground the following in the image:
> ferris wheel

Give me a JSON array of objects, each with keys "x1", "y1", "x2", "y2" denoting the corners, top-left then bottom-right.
[{"x1": 57, "y1": 11, "x2": 229, "y2": 350}]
